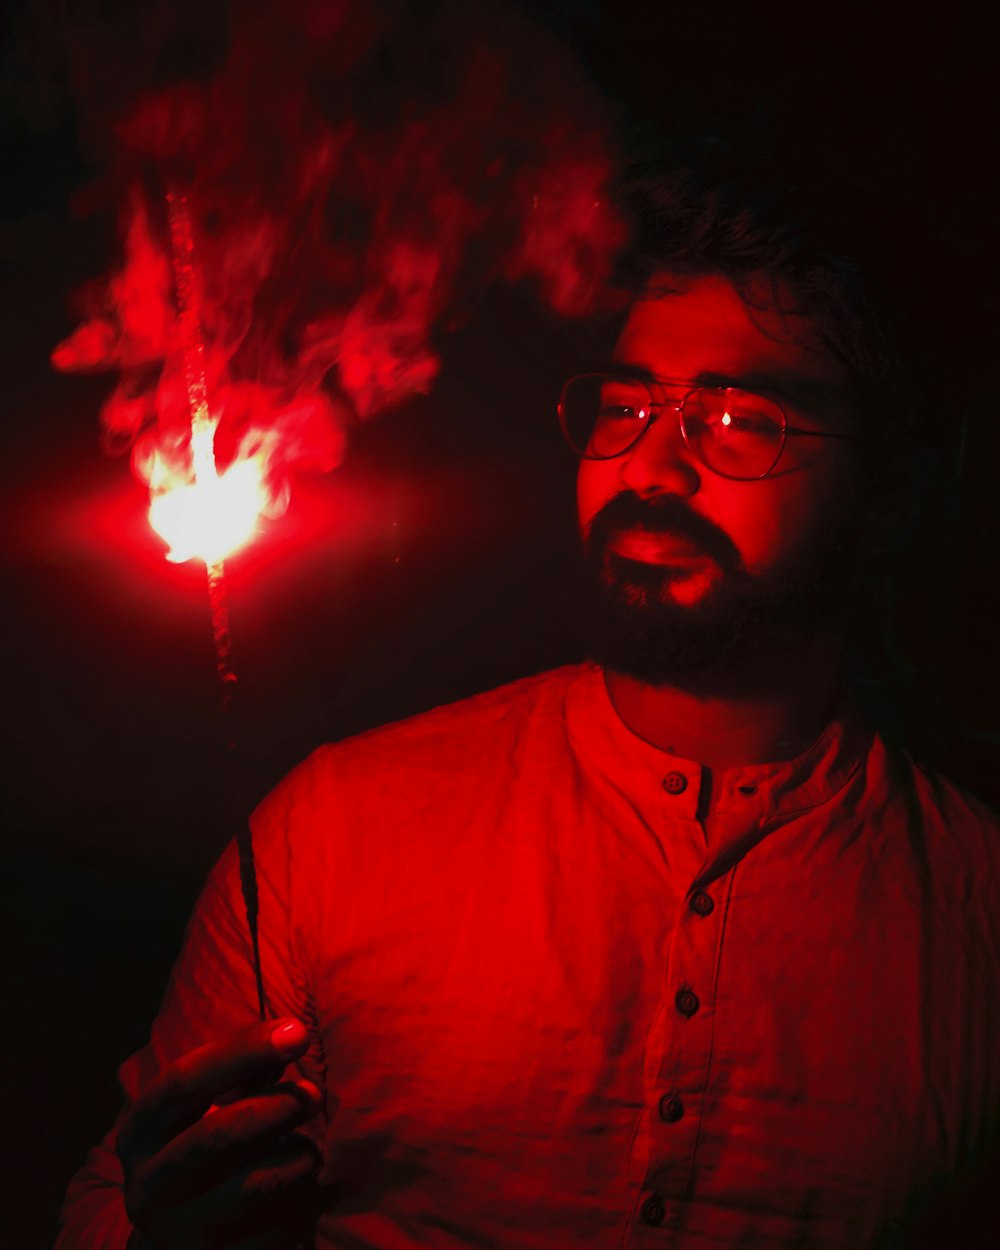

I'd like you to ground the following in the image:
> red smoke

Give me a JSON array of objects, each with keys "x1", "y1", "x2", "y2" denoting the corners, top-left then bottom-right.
[{"x1": 52, "y1": 0, "x2": 625, "y2": 553}]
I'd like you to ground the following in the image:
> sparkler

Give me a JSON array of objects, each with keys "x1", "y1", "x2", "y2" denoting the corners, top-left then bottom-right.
[
  {"x1": 163, "y1": 188, "x2": 269, "y2": 1021},
  {"x1": 50, "y1": 0, "x2": 624, "y2": 1048}
]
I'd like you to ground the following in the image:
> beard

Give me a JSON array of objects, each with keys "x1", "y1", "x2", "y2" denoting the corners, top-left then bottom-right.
[{"x1": 582, "y1": 492, "x2": 862, "y2": 690}]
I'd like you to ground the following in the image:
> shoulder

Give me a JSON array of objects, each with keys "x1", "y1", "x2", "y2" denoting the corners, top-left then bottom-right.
[
  {"x1": 338, "y1": 663, "x2": 583, "y2": 762},
  {"x1": 319, "y1": 662, "x2": 585, "y2": 777},
  {"x1": 907, "y1": 750, "x2": 999, "y2": 846},
  {"x1": 251, "y1": 664, "x2": 588, "y2": 829},
  {"x1": 879, "y1": 736, "x2": 1000, "y2": 894}
]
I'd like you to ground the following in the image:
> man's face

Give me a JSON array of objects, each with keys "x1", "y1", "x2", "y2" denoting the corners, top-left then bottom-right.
[{"x1": 577, "y1": 272, "x2": 866, "y2": 685}]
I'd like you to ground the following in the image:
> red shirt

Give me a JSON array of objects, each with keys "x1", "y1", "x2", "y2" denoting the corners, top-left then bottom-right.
[{"x1": 58, "y1": 664, "x2": 1000, "y2": 1248}]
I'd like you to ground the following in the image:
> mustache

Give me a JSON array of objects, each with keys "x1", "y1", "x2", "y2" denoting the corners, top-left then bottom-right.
[{"x1": 585, "y1": 492, "x2": 742, "y2": 571}]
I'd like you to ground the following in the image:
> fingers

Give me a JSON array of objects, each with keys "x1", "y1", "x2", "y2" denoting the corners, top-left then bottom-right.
[
  {"x1": 117, "y1": 1021, "x2": 323, "y2": 1250},
  {"x1": 161, "y1": 1134, "x2": 322, "y2": 1250},
  {"x1": 138, "y1": 1079, "x2": 323, "y2": 1203},
  {"x1": 120, "y1": 1019, "x2": 310, "y2": 1158}
]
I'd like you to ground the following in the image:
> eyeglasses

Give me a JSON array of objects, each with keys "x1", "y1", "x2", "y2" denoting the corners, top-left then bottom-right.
[{"x1": 558, "y1": 372, "x2": 859, "y2": 481}]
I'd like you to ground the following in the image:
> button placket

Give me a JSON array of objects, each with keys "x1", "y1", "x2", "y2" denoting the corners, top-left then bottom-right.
[
  {"x1": 628, "y1": 762, "x2": 730, "y2": 1239},
  {"x1": 632, "y1": 868, "x2": 735, "y2": 1235}
]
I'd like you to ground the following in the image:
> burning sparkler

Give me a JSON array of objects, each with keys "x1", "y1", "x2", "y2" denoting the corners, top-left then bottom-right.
[
  {"x1": 52, "y1": 0, "x2": 625, "y2": 1040},
  {"x1": 162, "y1": 187, "x2": 269, "y2": 1019}
]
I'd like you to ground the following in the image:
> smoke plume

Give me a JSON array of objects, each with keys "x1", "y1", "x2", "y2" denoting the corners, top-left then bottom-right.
[{"x1": 51, "y1": 0, "x2": 625, "y2": 509}]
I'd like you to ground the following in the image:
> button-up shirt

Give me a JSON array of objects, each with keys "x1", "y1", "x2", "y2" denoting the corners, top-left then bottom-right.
[{"x1": 58, "y1": 663, "x2": 1000, "y2": 1248}]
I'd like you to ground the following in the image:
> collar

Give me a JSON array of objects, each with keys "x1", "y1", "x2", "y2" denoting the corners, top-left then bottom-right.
[{"x1": 564, "y1": 662, "x2": 873, "y2": 828}]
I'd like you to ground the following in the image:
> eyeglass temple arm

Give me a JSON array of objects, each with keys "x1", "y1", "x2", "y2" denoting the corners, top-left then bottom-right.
[{"x1": 785, "y1": 428, "x2": 860, "y2": 441}]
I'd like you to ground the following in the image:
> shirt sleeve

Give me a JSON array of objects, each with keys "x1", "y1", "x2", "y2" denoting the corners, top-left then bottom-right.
[{"x1": 55, "y1": 753, "x2": 328, "y2": 1250}]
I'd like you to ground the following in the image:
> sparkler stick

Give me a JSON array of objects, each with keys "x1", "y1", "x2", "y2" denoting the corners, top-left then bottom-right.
[{"x1": 165, "y1": 187, "x2": 268, "y2": 1021}]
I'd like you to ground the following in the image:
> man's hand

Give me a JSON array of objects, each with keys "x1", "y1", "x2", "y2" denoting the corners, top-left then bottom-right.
[{"x1": 117, "y1": 1018, "x2": 323, "y2": 1250}]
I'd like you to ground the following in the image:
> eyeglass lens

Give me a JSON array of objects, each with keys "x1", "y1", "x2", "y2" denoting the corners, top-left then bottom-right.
[{"x1": 560, "y1": 374, "x2": 786, "y2": 479}]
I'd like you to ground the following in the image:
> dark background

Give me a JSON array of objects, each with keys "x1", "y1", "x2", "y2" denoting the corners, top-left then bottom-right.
[{"x1": 2, "y1": 3, "x2": 999, "y2": 1246}]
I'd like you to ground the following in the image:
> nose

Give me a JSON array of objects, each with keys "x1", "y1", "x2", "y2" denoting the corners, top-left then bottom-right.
[{"x1": 618, "y1": 404, "x2": 701, "y2": 500}]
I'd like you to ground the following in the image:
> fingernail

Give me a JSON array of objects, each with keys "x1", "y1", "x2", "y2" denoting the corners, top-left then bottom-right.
[{"x1": 270, "y1": 1019, "x2": 308, "y2": 1056}]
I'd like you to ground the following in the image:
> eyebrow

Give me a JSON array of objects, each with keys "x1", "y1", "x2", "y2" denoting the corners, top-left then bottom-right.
[{"x1": 608, "y1": 361, "x2": 843, "y2": 409}]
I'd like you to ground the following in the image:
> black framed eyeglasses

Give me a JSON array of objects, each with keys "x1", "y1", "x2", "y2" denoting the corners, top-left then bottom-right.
[{"x1": 557, "y1": 372, "x2": 859, "y2": 481}]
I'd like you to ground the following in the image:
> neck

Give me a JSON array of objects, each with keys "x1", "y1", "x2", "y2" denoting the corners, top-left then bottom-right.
[{"x1": 604, "y1": 632, "x2": 844, "y2": 771}]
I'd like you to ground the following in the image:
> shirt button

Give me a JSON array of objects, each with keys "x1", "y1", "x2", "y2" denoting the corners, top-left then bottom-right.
[
  {"x1": 640, "y1": 1195, "x2": 666, "y2": 1226},
  {"x1": 689, "y1": 889, "x2": 714, "y2": 917},
  {"x1": 675, "y1": 987, "x2": 700, "y2": 1018},
  {"x1": 658, "y1": 1093, "x2": 685, "y2": 1122},
  {"x1": 662, "y1": 771, "x2": 688, "y2": 795}
]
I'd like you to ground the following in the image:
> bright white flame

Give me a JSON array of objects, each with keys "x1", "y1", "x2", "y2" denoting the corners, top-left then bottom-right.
[
  {"x1": 190, "y1": 420, "x2": 218, "y2": 483},
  {"x1": 147, "y1": 422, "x2": 268, "y2": 564}
]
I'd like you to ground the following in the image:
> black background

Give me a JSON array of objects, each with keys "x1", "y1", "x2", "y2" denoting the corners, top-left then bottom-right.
[{"x1": 2, "y1": 3, "x2": 999, "y2": 1245}]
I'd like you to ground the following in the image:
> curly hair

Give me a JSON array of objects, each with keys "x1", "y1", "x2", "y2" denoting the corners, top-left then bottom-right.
[{"x1": 613, "y1": 146, "x2": 919, "y2": 484}]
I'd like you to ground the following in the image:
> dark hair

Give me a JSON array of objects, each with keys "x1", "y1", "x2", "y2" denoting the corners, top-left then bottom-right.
[{"x1": 614, "y1": 145, "x2": 920, "y2": 487}]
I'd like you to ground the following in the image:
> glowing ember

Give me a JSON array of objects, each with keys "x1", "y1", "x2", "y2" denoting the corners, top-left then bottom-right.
[{"x1": 147, "y1": 434, "x2": 268, "y2": 566}]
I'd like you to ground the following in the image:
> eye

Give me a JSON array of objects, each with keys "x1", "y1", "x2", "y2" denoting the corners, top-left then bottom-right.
[
  {"x1": 715, "y1": 411, "x2": 776, "y2": 435},
  {"x1": 596, "y1": 384, "x2": 649, "y2": 423},
  {"x1": 692, "y1": 390, "x2": 784, "y2": 439},
  {"x1": 597, "y1": 403, "x2": 646, "y2": 421}
]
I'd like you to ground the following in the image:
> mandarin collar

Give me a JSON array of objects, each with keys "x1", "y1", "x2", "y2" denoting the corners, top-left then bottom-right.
[{"x1": 565, "y1": 662, "x2": 872, "y2": 825}]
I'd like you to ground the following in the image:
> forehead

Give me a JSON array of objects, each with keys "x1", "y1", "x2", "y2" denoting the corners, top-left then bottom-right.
[{"x1": 613, "y1": 272, "x2": 851, "y2": 405}]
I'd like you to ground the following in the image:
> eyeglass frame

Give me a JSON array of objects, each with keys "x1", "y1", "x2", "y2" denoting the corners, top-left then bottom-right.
[{"x1": 557, "y1": 371, "x2": 861, "y2": 481}]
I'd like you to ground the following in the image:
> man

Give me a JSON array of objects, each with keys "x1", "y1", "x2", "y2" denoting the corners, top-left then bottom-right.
[{"x1": 57, "y1": 161, "x2": 1000, "y2": 1249}]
